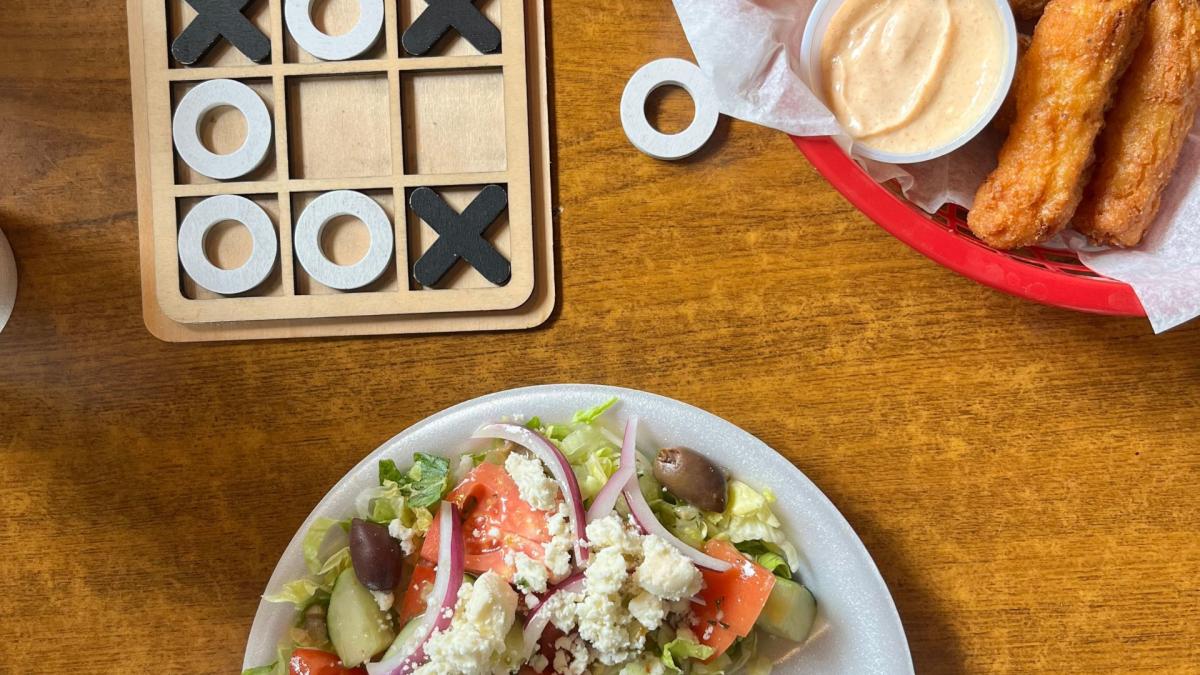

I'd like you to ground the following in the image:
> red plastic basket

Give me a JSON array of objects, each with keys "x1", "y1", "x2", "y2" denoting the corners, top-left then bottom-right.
[{"x1": 793, "y1": 136, "x2": 1146, "y2": 316}]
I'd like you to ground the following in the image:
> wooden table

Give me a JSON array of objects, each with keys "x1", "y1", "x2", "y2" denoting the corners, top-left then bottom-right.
[{"x1": 2, "y1": 1, "x2": 1197, "y2": 673}]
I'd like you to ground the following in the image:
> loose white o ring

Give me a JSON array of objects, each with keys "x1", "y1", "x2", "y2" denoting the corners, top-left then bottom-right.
[
  {"x1": 173, "y1": 79, "x2": 273, "y2": 181},
  {"x1": 294, "y1": 191, "x2": 394, "y2": 291},
  {"x1": 285, "y1": 0, "x2": 384, "y2": 61},
  {"x1": 178, "y1": 195, "x2": 278, "y2": 295},
  {"x1": 621, "y1": 58, "x2": 721, "y2": 161}
]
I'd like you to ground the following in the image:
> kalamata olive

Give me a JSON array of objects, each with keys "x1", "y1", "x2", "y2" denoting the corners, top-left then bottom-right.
[
  {"x1": 652, "y1": 447, "x2": 728, "y2": 512},
  {"x1": 349, "y1": 518, "x2": 402, "y2": 591}
]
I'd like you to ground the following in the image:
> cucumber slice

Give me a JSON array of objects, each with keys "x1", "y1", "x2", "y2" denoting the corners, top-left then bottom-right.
[
  {"x1": 327, "y1": 568, "x2": 395, "y2": 667},
  {"x1": 755, "y1": 577, "x2": 817, "y2": 642},
  {"x1": 382, "y1": 617, "x2": 424, "y2": 661}
]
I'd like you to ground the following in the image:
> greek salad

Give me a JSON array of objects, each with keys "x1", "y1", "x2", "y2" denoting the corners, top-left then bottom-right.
[{"x1": 246, "y1": 400, "x2": 817, "y2": 675}]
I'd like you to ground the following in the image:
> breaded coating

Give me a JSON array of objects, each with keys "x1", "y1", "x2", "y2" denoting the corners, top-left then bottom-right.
[
  {"x1": 990, "y1": 34, "x2": 1033, "y2": 134},
  {"x1": 1075, "y1": 0, "x2": 1200, "y2": 248},
  {"x1": 1010, "y1": 0, "x2": 1050, "y2": 21},
  {"x1": 968, "y1": 0, "x2": 1150, "y2": 250}
]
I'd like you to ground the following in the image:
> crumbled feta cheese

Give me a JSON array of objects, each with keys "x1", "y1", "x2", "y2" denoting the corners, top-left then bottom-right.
[
  {"x1": 413, "y1": 571, "x2": 521, "y2": 675},
  {"x1": 539, "y1": 588, "x2": 583, "y2": 633},
  {"x1": 388, "y1": 519, "x2": 416, "y2": 555},
  {"x1": 634, "y1": 535, "x2": 702, "y2": 601},
  {"x1": 584, "y1": 514, "x2": 643, "y2": 555},
  {"x1": 514, "y1": 552, "x2": 550, "y2": 593},
  {"x1": 627, "y1": 590, "x2": 665, "y2": 630},
  {"x1": 584, "y1": 546, "x2": 628, "y2": 595},
  {"x1": 505, "y1": 451, "x2": 559, "y2": 511},
  {"x1": 552, "y1": 635, "x2": 590, "y2": 674},
  {"x1": 543, "y1": 531, "x2": 573, "y2": 580},
  {"x1": 547, "y1": 502, "x2": 571, "y2": 537},
  {"x1": 529, "y1": 653, "x2": 549, "y2": 673},
  {"x1": 371, "y1": 590, "x2": 394, "y2": 612},
  {"x1": 542, "y1": 502, "x2": 575, "y2": 582},
  {"x1": 529, "y1": 510, "x2": 700, "y2": 672},
  {"x1": 575, "y1": 591, "x2": 643, "y2": 665}
]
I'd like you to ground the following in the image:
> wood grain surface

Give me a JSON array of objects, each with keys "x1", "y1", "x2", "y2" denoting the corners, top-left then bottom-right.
[{"x1": 1, "y1": 1, "x2": 1198, "y2": 673}]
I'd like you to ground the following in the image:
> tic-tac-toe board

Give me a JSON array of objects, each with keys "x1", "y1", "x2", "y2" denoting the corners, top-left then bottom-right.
[{"x1": 127, "y1": 0, "x2": 554, "y2": 341}]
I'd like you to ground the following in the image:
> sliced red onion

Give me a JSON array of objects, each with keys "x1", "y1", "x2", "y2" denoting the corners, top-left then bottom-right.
[
  {"x1": 368, "y1": 502, "x2": 464, "y2": 675},
  {"x1": 585, "y1": 416, "x2": 639, "y2": 523},
  {"x1": 528, "y1": 572, "x2": 585, "y2": 616},
  {"x1": 622, "y1": 477, "x2": 732, "y2": 573},
  {"x1": 522, "y1": 574, "x2": 585, "y2": 655},
  {"x1": 473, "y1": 423, "x2": 589, "y2": 563}
]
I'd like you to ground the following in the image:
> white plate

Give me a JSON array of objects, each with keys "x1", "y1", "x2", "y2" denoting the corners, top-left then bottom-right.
[{"x1": 243, "y1": 385, "x2": 913, "y2": 674}]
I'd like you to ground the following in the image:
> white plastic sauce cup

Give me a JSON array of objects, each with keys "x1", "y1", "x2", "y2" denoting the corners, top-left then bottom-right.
[{"x1": 800, "y1": 0, "x2": 1019, "y2": 165}]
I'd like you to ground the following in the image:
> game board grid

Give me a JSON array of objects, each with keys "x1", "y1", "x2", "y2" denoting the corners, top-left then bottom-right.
[{"x1": 152, "y1": 0, "x2": 533, "y2": 322}]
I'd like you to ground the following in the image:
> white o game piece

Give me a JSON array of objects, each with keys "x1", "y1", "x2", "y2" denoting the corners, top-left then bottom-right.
[
  {"x1": 285, "y1": 0, "x2": 384, "y2": 61},
  {"x1": 178, "y1": 195, "x2": 278, "y2": 295},
  {"x1": 173, "y1": 79, "x2": 273, "y2": 181},
  {"x1": 293, "y1": 191, "x2": 394, "y2": 291},
  {"x1": 621, "y1": 58, "x2": 721, "y2": 161}
]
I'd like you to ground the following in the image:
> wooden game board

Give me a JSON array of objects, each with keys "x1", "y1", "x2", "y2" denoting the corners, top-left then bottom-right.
[{"x1": 127, "y1": 0, "x2": 554, "y2": 341}]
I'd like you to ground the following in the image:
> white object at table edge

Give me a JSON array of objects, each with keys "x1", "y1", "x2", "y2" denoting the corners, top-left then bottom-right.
[{"x1": 0, "y1": 227, "x2": 15, "y2": 333}]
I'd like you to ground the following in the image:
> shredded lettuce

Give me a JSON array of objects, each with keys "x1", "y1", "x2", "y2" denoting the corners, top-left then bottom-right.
[
  {"x1": 263, "y1": 578, "x2": 328, "y2": 610},
  {"x1": 571, "y1": 397, "x2": 617, "y2": 424},
  {"x1": 378, "y1": 453, "x2": 451, "y2": 508},
  {"x1": 661, "y1": 636, "x2": 715, "y2": 671},
  {"x1": 709, "y1": 481, "x2": 800, "y2": 572},
  {"x1": 735, "y1": 541, "x2": 792, "y2": 579},
  {"x1": 652, "y1": 501, "x2": 710, "y2": 549},
  {"x1": 411, "y1": 506, "x2": 434, "y2": 534},
  {"x1": 302, "y1": 517, "x2": 346, "y2": 575},
  {"x1": 267, "y1": 522, "x2": 353, "y2": 611},
  {"x1": 317, "y1": 546, "x2": 352, "y2": 584},
  {"x1": 365, "y1": 482, "x2": 405, "y2": 523},
  {"x1": 542, "y1": 418, "x2": 623, "y2": 501},
  {"x1": 573, "y1": 441, "x2": 620, "y2": 500},
  {"x1": 690, "y1": 653, "x2": 732, "y2": 675}
]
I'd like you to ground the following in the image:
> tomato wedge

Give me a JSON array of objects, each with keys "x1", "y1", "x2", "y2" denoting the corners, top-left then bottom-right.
[
  {"x1": 421, "y1": 462, "x2": 552, "y2": 579},
  {"x1": 288, "y1": 649, "x2": 366, "y2": 675},
  {"x1": 692, "y1": 540, "x2": 777, "y2": 658},
  {"x1": 397, "y1": 563, "x2": 436, "y2": 624}
]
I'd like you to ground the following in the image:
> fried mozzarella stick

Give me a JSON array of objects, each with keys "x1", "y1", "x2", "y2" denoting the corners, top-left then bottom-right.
[
  {"x1": 1010, "y1": 0, "x2": 1050, "y2": 21},
  {"x1": 969, "y1": 0, "x2": 1150, "y2": 249},
  {"x1": 990, "y1": 34, "x2": 1033, "y2": 134},
  {"x1": 1075, "y1": 0, "x2": 1200, "y2": 247}
]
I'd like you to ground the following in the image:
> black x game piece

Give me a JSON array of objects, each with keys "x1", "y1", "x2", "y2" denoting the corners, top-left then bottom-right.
[
  {"x1": 172, "y1": 0, "x2": 271, "y2": 66},
  {"x1": 411, "y1": 185, "x2": 510, "y2": 287},
  {"x1": 402, "y1": 0, "x2": 501, "y2": 56}
]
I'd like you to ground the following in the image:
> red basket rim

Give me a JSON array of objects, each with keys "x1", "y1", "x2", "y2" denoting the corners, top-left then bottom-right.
[{"x1": 792, "y1": 135, "x2": 1146, "y2": 317}]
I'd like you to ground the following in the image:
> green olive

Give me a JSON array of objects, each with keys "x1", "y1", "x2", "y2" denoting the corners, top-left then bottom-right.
[{"x1": 652, "y1": 447, "x2": 728, "y2": 512}]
